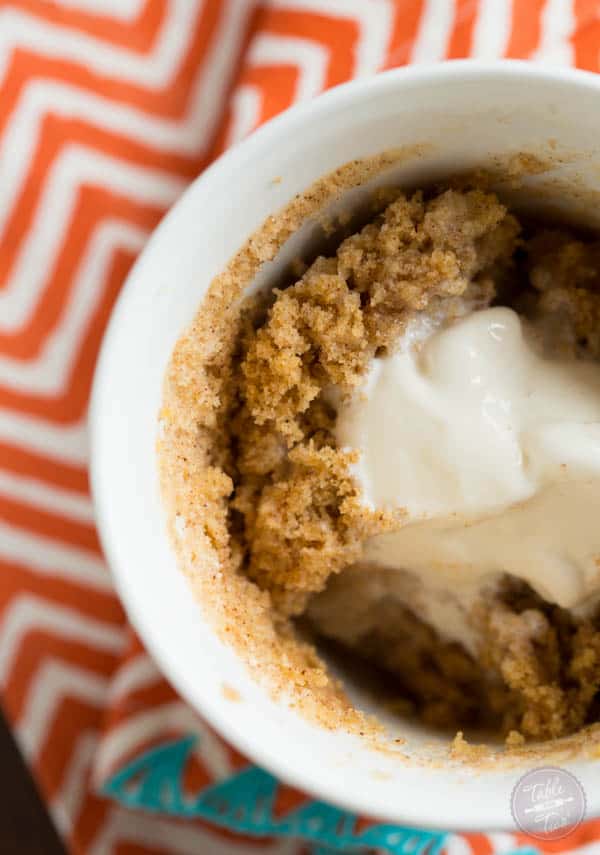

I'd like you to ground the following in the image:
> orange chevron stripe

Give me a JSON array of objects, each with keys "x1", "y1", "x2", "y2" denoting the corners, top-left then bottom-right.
[
  {"x1": 446, "y1": 0, "x2": 479, "y2": 59},
  {"x1": 353, "y1": 817, "x2": 377, "y2": 834},
  {"x1": 37, "y1": 696, "x2": 106, "y2": 799},
  {"x1": 124, "y1": 632, "x2": 146, "y2": 657},
  {"x1": 262, "y1": 8, "x2": 359, "y2": 87},
  {"x1": 572, "y1": 0, "x2": 600, "y2": 71},
  {"x1": 384, "y1": 0, "x2": 426, "y2": 68},
  {"x1": 106, "y1": 679, "x2": 179, "y2": 729},
  {"x1": 0, "y1": 440, "x2": 89, "y2": 493},
  {"x1": 0, "y1": 559, "x2": 122, "y2": 625},
  {"x1": 0, "y1": 493, "x2": 101, "y2": 552},
  {"x1": 70, "y1": 792, "x2": 112, "y2": 855},
  {"x1": 505, "y1": 0, "x2": 546, "y2": 58},
  {"x1": 240, "y1": 64, "x2": 300, "y2": 125},
  {"x1": 272, "y1": 783, "x2": 308, "y2": 819},
  {"x1": 181, "y1": 750, "x2": 216, "y2": 798},
  {"x1": 104, "y1": 632, "x2": 145, "y2": 671},
  {"x1": 211, "y1": 101, "x2": 237, "y2": 157},
  {"x1": 0, "y1": 243, "x2": 137, "y2": 422},
  {"x1": 5, "y1": 634, "x2": 119, "y2": 721},
  {"x1": 226, "y1": 739, "x2": 251, "y2": 772},
  {"x1": 9, "y1": 0, "x2": 168, "y2": 52},
  {"x1": 462, "y1": 833, "x2": 494, "y2": 855}
]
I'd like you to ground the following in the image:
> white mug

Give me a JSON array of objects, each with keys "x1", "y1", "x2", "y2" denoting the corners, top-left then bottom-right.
[{"x1": 91, "y1": 61, "x2": 600, "y2": 830}]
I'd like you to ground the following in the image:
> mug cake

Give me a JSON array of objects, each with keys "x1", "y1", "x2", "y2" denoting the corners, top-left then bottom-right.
[{"x1": 159, "y1": 165, "x2": 600, "y2": 751}]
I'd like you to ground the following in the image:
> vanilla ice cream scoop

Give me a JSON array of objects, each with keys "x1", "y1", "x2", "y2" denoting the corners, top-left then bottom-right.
[{"x1": 335, "y1": 306, "x2": 600, "y2": 628}]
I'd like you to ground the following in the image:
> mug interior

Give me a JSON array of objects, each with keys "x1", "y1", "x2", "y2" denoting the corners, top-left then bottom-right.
[{"x1": 91, "y1": 62, "x2": 600, "y2": 829}]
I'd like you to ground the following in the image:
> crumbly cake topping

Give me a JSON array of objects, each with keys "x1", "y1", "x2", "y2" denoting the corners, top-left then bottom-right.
[{"x1": 234, "y1": 190, "x2": 518, "y2": 615}]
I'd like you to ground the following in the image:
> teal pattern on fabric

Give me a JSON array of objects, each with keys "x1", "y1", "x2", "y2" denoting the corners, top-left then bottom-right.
[
  {"x1": 502, "y1": 851, "x2": 541, "y2": 855},
  {"x1": 501, "y1": 851, "x2": 540, "y2": 855},
  {"x1": 102, "y1": 736, "x2": 448, "y2": 854}
]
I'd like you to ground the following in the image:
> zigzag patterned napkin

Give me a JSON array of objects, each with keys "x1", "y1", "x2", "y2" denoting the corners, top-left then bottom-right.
[{"x1": 2, "y1": 1, "x2": 600, "y2": 852}]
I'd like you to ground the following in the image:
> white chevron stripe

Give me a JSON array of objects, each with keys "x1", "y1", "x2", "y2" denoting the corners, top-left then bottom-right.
[
  {"x1": 54, "y1": 0, "x2": 145, "y2": 18},
  {"x1": 486, "y1": 832, "x2": 518, "y2": 851},
  {"x1": 193, "y1": 0, "x2": 254, "y2": 147},
  {"x1": 16, "y1": 659, "x2": 109, "y2": 759},
  {"x1": 410, "y1": 0, "x2": 454, "y2": 63},
  {"x1": 247, "y1": 34, "x2": 329, "y2": 101},
  {"x1": 0, "y1": 0, "x2": 251, "y2": 246},
  {"x1": 471, "y1": 0, "x2": 512, "y2": 58},
  {"x1": 533, "y1": 0, "x2": 575, "y2": 65},
  {"x1": 93, "y1": 701, "x2": 232, "y2": 784},
  {"x1": 0, "y1": 2, "x2": 200, "y2": 88},
  {"x1": 51, "y1": 731, "x2": 98, "y2": 839},
  {"x1": 0, "y1": 411, "x2": 88, "y2": 463},
  {"x1": 0, "y1": 519, "x2": 113, "y2": 590},
  {"x1": 351, "y1": 0, "x2": 394, "y2": 75},
  {"x1": 0, "y1": 469, "x2": 94, "y2": 522},
  {"x1": 0, "y1": 222, "x2": 147, "y2": 392},
  {"x1": 0, "y1": 146, "x2": 184, "y2": 332},
  {"x1": 89, "y1": 806, "x2": 302, "y2": 855},
  {"x1": 0, "y1": 49, "x2": 9, "y2": 88},
  {"x1": 106, "y1": 654, "x2": 161, "y2": 702},
  {"x1": 0, "y1": 595, "x2": 126, "y2": 685},
  {"x1": 226, "y1": 85, "x2": 262, "y2": 146},
  {"x1": 192, "y1": 718, "x2": 235, "y2": 780},
  {"x1": 273, "y1": 0, "x2": 393, "y2": 75},
  {"x1": 570, "y1": 843, "x2": 600, "y2": 855},
  {"x1": 443, "y1": 836, "x2": 474, "y2": 855}
]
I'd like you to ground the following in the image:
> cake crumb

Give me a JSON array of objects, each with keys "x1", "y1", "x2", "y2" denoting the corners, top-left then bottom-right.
[
  {"x1": 450, "y1": 731, "x2": 492, "y2": 762},
  {"x1": 506, "y1": 730, "x2": 526, "y2": 749},
  {"x1": 222, "y1": 684, "x2": 242, "y2": 702}
]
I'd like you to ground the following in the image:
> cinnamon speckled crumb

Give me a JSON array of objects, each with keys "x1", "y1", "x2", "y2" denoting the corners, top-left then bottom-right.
[{"x1": 450, "y1": 732, "x2": 493, "y2": 762}]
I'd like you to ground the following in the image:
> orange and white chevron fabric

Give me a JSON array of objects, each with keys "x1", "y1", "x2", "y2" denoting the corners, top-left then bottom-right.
[{"x1": 2, "y1": 1, "x2": 600, "y2": 853}]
